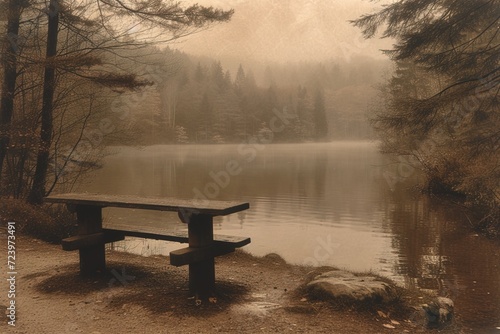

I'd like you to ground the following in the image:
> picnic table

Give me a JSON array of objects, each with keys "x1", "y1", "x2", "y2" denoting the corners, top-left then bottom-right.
[{"x1": 44, "y1": 193, "x2": 250, "y2": 298}]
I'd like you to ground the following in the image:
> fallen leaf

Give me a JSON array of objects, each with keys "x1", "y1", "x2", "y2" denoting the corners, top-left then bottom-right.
[
  {"x1": 300, "y1": 298, "x2": 307, "y2": 302},
  {"x1": 383, "y1": 324, "x2": 396, "y2": 329},
  {"x1": 377, "y1": 310, "x2": 388, "y2": 318},
  {"x1": 390, "y1": 320, "x2": 400, "y2": 325}
]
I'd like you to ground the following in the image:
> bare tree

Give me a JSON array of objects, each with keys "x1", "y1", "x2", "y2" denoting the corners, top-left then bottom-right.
[
  {"x1": 28, "y1": 0, "x2": 60, "y2": 204},
  {"x1": 0, "y1": 0, "x2": 23, "y2": 186},
  {"x1": 0, "y1": 0, "x2": 233, "y2": 203}
]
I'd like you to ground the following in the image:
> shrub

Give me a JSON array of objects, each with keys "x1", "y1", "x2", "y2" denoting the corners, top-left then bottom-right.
[{"x1": 0, "y1": 199, "x2": 76, "y2": 243}]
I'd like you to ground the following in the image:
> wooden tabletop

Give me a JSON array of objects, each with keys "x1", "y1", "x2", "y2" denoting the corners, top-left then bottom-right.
[{"x1": 44, "y1": 193, "x2": 249, "y2": 216}]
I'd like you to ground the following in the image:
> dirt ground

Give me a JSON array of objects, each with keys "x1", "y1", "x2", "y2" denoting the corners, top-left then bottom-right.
[{"x1": 1, "y1": 236, "x2": 466, "y2": 334}]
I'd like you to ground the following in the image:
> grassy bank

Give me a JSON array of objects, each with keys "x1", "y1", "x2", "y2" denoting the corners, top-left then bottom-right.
[{"x1": 0, "y1": 198, "x2": 76, "y2": 243}]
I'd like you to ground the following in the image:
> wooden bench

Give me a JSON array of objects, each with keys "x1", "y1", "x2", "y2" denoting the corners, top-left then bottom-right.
[{"x1": 44, "y1": 193, "x2": 250, "y2": 298}]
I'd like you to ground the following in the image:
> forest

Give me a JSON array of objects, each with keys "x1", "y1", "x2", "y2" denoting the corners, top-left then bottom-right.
[
  {"x1": 353, "y1": 0, "x2": 499, "y2": 233},
  {"x1": 0, "y1": 0, "x2": 234, "y2": 202},
  {"x1": 0, "y1": 0, "x2": 387, "y2": 202},
  {"x1": 0, "y1": 0, "x2": 497, "y2": 236},
  {"x1": 114, "y1": 49, "x2": 387, "y2": 145}
]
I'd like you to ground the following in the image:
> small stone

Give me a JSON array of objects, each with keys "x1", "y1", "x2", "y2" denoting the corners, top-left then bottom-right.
[{"x1": 422, "y1": 297, "x2": 454, "y2": 327}]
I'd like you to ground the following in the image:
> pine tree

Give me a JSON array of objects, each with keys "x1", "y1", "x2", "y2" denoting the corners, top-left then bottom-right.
[
  {"x1": 313, "y1": 90, "x2": 328, "y2": 141},
  {"x1": 353, "y1": 0, "x2": 500, "y2": 224},
  {"x1": 234, "y1": 64, "x2": 246, "y2": 94},
  {"x1": 1, "y1": 0, "x2": 234, "y2": 202}
]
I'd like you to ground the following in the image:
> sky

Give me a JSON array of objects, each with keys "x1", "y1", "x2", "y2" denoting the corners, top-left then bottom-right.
[{"x1": 175, "y1": 0, "x2": 393, "y2": 64}]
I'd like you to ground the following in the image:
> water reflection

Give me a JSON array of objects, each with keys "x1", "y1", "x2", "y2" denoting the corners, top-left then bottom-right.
[
  {"x1": 388, "y1": 189, "x2": 500, "y2": 330},
  {"x1": 78, "y1": 142, "x2": 500, "y2": 331}
]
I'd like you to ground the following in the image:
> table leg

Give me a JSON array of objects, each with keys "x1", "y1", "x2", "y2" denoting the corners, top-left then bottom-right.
[
  {"x1": 76, "y1": 205, "x2": 105, "y2": 275},
  {"x1": 187, "y1": 214, "x2": 215, "y2": 299}
]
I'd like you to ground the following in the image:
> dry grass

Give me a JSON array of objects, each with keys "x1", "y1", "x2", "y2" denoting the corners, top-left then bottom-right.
[{"x1": 0, "y1": 198, "x2": 76, "y2": 243}]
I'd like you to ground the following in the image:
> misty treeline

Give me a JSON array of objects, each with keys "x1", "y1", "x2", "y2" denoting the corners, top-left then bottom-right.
[
  {"x1": 121, "y1": 50, "x2": 385, "y2": 145},
  {"x1": 0, "y1": 0, "x2": 387, "y2": 204},
  {"x1": 0, "y1": 0, "x2": 232, "y2": 203},
  {"x1": 354, "y1": 0, "x2": 499, "y2": 231}
]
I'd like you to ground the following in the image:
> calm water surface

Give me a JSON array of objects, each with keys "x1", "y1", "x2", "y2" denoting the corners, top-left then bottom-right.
[{"x1": 78, "y1": 142, "x2": 500, "y2": 332}]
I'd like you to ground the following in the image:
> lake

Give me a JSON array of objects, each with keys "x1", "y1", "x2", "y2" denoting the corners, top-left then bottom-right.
[{"x1": 78, "y1": 142, "x2": 500, "y2": 332}]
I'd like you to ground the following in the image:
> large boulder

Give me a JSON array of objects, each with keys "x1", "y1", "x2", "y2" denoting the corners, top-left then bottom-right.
[{"x1": 306, "y1": 270, "x2": 398, "y2": 304}]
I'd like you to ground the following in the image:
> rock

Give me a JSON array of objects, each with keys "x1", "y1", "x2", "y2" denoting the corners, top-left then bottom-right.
[
  {"x1": 422, "y1": 297, "x2": 454, "y2": 327},
  {"x1": 306, "y1": 270, "x2": 398, "y2": 304},
  {"x1": 263, "y1": 253, "x2": 287, "y2": 265}
]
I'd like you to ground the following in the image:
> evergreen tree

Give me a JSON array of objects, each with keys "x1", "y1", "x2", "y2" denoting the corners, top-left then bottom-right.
[
  {"x1": 211, "y1": 61, "x2": 225, "y2": 90},
  {"x1": 313, "y1": 90, "x2": 328, "y2": 140},
  {"x1": 353, "y1": 0, "x2": 500, "y2": 226},
  {"x1": 194, "y1": 62, "x2": 206, "y2": 83},
  {"x1": 0, "y1": 0, "x2": 233, "y2": 202},
  {"x1": 234, "y1": 64, "x2": 246, "y2": 94},
  {"x1": 198, "y1": 92, "x2": 213, "y2": 142}
]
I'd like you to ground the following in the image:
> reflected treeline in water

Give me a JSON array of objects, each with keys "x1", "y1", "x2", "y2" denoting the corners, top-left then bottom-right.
[
  {"x1": 86, "y1": 143, "x2": 386, "y2": 230},
  {"x1": 387, "y1": 181, "x2": 500, "y2": 330},
  {"x1": 79, "y1": 142, "x2": 499, "y2": 331}
]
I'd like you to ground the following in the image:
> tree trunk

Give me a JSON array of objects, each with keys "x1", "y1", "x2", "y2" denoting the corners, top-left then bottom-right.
[
  {"x1": 28, "y1": 0, "x2": 59, "y2": 204},
  {"x1": 0, "y1": 0, "x2": 22, "y2": 187}
]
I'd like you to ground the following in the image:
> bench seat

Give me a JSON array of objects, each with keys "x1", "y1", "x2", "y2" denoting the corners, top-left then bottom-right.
[
  {"x1": 103, "y1": 228, "x2": 251, "y2": 248},
  {"x1": 62, "y1": 229, "x2": 251, "y2": 266},
  {"x1": 61, "y1": 231, "x2": 125, "y2": 251}
]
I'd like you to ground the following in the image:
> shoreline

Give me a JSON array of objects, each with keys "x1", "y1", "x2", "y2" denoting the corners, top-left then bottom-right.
[{"x1": 0, "y1": 235, "x2": 466, "y2": 333}]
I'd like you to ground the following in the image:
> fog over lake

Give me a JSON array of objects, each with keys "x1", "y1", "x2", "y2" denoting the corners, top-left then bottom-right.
[{"x1": 79, "y1": 142, "x2": 500, "y2": 332}]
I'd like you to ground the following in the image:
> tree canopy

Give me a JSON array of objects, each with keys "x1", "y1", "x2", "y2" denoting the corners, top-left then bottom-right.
[
  {"x1": 353, "y1": 0, "x2": 499, "y2": 229},
  {"x1": 0, "y1": 0, "x2": 233, "y2": 202}
]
